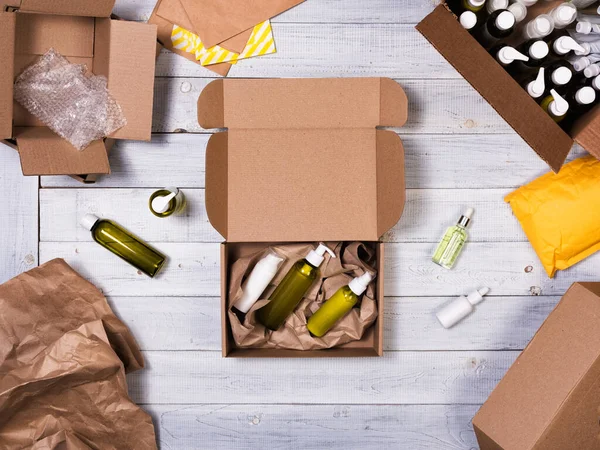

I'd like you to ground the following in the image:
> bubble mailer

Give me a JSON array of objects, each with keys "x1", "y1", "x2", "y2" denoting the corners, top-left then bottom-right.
[{"x1": 14, "y1": 48, "x2": 127, "y2": 151}]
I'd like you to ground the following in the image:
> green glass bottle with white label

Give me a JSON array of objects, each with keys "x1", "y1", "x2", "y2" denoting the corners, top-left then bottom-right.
[{"x1": 432, "y1": 208, "x2": 473, "y2": 270}]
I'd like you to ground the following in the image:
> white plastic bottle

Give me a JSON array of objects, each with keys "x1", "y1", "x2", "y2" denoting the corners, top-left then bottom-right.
[
  {"x1": 577, "y1": 21, "x2": 600, "y2": 34},
  {"x1": 487, "y1": 0, "x2": 509, "y2": 14},
  {"x1": 436, "y1": 287, "x2": 490, "y2": 328},
  {"x1": 495, "y1": 46, "x2": 529, "y2": 66},
  {"x1": 523, "y1": 14, "x2": 555, "y2": 39},
  {"x1": 584, "y1": 63, "x2": 600, "y2": 78},
  {"x1": 548, "y1": 2, "x2": 578, "y2": 29},
  {"x1": 524, "y1": 67, "x2": 546, "y2": 99},
  {"x1": 233, "y1": 251, "x2": 286, "y2": 313},
  {"x1": 508, "y1": 2, "x2": 528, "y2": 23}
]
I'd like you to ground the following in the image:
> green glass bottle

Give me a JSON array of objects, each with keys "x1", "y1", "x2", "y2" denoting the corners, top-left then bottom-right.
[
  {"x1": 257, "y1": 243, "x2": 335, "y2": 331},
  {"x1": 80, "y1": 214, "x2": 166, "y2": 277},
  {"x1": 307, "y1": 272, "x2": 374, "y2": 338},
  {"x1": 432, "y1": 208, "x2": 473, "y2": 270}
]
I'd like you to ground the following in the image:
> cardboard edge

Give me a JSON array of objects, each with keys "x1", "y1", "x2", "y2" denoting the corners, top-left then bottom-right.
[
  {"x1": 415, "y1": 5, "x2": 573, "y2": 173},
  {"x1": 379, "y1": 78, "x2": 408, "y2": 127},
  {"x1": 376, "y1": 130, "x2": 406, "y2": 238},
  {"x1": 375, "y1": 242, "x2": 384, "y2": 356},
  {"x1": 205, "y1": 132, "x2": 228, "y2": 239},
  {"x1": 197, "y1": 80, "x2": 225, "y2": 129},
  {"x1": 19, "y1": 0, "x2": 115, "y2": 17},
  {"x1": 572, "y1": 104, "x2": 600, "y2": 161},
  {"x1": 221, "y1": 243, "x2": 230, "y2": 357},
  {"x1": 0, "y1": 11, "x2": 15, "y2": 139}
]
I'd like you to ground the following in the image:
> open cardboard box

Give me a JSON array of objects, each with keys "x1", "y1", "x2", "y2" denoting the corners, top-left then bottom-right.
[
  {"x1": 0, "y1": 0, "x2": 157, "y2": 182},
  {"x1": 198, "y1": 77, "x2": 408, "y2": 357},
  {"x1": 417, "y1": 1, "x2": 600, "y2": 172},
  {"x1": 473, "y1": 282, "x2": 600, "y2": 449}
]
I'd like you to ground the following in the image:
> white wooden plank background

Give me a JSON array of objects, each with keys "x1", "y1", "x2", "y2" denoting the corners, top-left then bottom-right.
[{"x1": 1, "y1": 0, "x2": 595, "y2": 448}]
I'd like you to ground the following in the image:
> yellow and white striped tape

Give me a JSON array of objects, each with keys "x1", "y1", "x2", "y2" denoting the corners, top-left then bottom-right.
[{"x1": 171, "y1": 21, "x2": 276, "y2": 67}]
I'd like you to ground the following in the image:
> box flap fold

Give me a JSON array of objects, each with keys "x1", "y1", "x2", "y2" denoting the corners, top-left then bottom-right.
[{"x1": 18, "y1": 0, "x2": 115, "y2": 17}]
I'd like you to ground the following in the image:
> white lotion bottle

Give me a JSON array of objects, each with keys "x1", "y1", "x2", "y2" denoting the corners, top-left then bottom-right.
[
  {"x1": 436, "y1": 287, "x2": 490, "y2": 328},
  {"x1": 233, "y1": 251, "x2": 285, "y2": 313}
]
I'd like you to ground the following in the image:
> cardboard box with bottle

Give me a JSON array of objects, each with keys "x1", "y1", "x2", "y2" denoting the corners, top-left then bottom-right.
[
  {"x1": 0, "y1": 0, "x2": 157, "y2": 182},
  {"x1": 198, "y1": 77, "x2": 408, "y2": 357},
  {"x1": 417, "y1": 1, "x2": 600, "y2": 172}
]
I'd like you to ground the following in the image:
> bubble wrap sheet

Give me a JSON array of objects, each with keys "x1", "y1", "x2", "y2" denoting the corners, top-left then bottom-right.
[{"x1": 14, "y1": 48, "x2": 127, "y2": 151}]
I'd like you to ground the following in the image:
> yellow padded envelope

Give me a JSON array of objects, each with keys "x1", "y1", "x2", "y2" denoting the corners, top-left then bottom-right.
[{"x1": 505, "y1": 155, "x2": 600, "y2": 278}]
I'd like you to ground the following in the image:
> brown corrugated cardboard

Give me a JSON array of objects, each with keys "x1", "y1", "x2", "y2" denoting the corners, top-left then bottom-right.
[
  {"x1": 416, "y1": 3, "x2": 600, "y2": 172},
  {"x1": 198, "y1": 78, "x2": 407, "y2": 357},
  {"x1": 473, "y1": 282, "x2": 600, "y2": 450},
  {"x1": 0, "y1": 1, "x2": 157, "y2": 180}
]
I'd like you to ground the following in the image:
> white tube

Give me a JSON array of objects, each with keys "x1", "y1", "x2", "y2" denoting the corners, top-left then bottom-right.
[
  {"x1": 578, "y1": 12, "x2": 600, "y2": 24},
  {"x1": 233, "y1": 251, "x2": 285, "y2": 313}
]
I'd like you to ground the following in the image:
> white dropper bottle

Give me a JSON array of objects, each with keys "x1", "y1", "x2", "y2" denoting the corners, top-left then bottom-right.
[
  {"x1": 525, "y1": 68, "x2": 546, "y2": 99},
  {"x1": 436, "y1": 287, "x2": 490, "y2": 328}
]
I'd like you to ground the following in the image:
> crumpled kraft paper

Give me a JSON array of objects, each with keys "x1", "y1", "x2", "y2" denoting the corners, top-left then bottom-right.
[
  {"x1": 0, "y1": 259, "x2": 157, "y2": 449},
  {"x1": 228, "y1": 242, "x2": 378, "y2": 350}
]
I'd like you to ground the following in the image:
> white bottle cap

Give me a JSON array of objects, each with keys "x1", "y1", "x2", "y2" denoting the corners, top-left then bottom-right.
[
  {"x1": 575, "y1": 86, "x2": 596, "y2": 104},
  {"x1": 572, "y1": 56, "x2": 590, "y2": 72},
  {"x1": 577, "y1": 21, "x2": 593, "y2": 34},
  {"x1": 460, "y1": 11, "x2": 478, "y2": 30},
  {"x1": 487, "y1": 0, "x2": 508, "y2": 14},
  {"x1": 497, "y1": 46, "x2": 529, "y2": 64},
  {"x1": 525, "y1": 15, "x2": 553, "y2": 39},
  {"x1": 549, "y1": 89, "x2": 570, "y2": 117},
  {"x1": 584, "y1": 64, "x2": 600, "y2": 78},
  {"x1": 526, "y1": 68, "x2": 545, "y2": 98},
  {"x1": 575, "y1": 42, "x2": 591, "y2": 56},
  {"x1": 551, "y1": 66, "x2": 572, "y2": 86},
  {"x1": 348, "y1": 272, "x2": 375, "y2": 296},
  {"x1": 80, "y1": 214, "x2": 100, "y2": 231},
  {"x1": 467, "y1": 0, "x2": 486, "y2": 7},
  {"x1": 305, "y1": 243, "x2": 336, "y2": 267},
  {"x1": 464, "y1": 207, "x2": 474, "y2": 219},
  {"x1": 515, "y1": 0, "x2": 537, "y2": 6},
  {"x1": 550, "y1": 3, "x2": 577, "y2": 28},
  {"x1": 593, "y1": 75, "x2": 600, "y2": 90},
  {"x1": 436, "y1": 287, "x2": 490, "y2": 329},
  {"x1": 553, "y1": 36, "x2": 585, "y2": 55},
  {"x1": 496, "y1": 11, "x2": 516, "y2": 31},
  {"x1": 529, "y1": 40, "x2": 549, "y2": 60},
  {"x1": 508, "y1": 2, "x2": 527, "y2": 23},
  {"x1": 151, "y1": 191, "x2": 177, "y2": 214}
]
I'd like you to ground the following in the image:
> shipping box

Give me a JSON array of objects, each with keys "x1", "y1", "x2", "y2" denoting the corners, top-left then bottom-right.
[
  {"x1": 198, "y1": 77, "x2": 408, "y2": 357},
  {"x1": 473, "y1": 282, "x2": 600, "y2": 449},
  {"x1": 0, "y1": 0, "x2": 157, "y2": 182},
  {"x1": 417, "y1": 2, "x2": 600, "y2": 172}
]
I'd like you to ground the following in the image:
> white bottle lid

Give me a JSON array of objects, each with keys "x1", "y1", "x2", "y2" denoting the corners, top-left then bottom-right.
[
  {"x1": 497, "y1": 46, "x2": 529, "y2": 64},
  {"x1": 496, "y1": 11, "x2": 516, "y2": 31},
  {"x1": 467, "y1": 0, "x2": 486, "y2": 7},
  {"x1": 577, "y1": 21, "x2": 594, "y2": 34},
  {"x1": 515, "y1": 0, "x2": 537, "y2": 6},
  {"x1": 436, "y1": 287, "x2": 490, "y2": 329},
  {"x1": 487, "y1": 0, "x2": 508, "y2": 14},
  {"x1": 575, "y1": 86, "x2": 596, "y2": 104},
  {"x1": 348, "y1": 272, "x2": 375, "y2": 296},
  {"x1": 553, "y1": 36, "x2": 585, "y2": 55},
  {"x1": 572, "y1": 56, "x2": 590, "y2": 72},
  {"x1": 529, "y1": 40, "x2": 549, "y2": 60},
  {"x1": 508, "y1": 2, "x2": 527, "y2": 23},
  {"x1": 526, "y1": 15, "x2": 553, "y2": 38},
  {"x1": 305, "y1": 243, "x2": 336, "y2": 267},
  {"x1": 549, "y1": 89, "x2": 570, "y2": 117},
  {"x1": 460, "y1": 11, "x2": 478, "y2": 30},
  {"x1": 575, "y1": 42, "x2": 591, "y2": 56},
  {"x1": 593, "y1": 75, "x2": 600, "y2": 90},
  {"x1": 551, "y1": 66, "x2": 572, "y2": 86},
  {"x1": 526, "y1": 68, "x2": 545, "y2": 98},
  {"x1": 550, "y1": 3, "x2": 577, "y2": 28},
  {"x1": 151, "y1": 190, "x2": 178, "y2": 214},
  {"x1": 80, "y1": 214, "x2": 100, "y2": 231},
  {"x1": 584, "y1": 64, "x2": 600, "y2": 78}
]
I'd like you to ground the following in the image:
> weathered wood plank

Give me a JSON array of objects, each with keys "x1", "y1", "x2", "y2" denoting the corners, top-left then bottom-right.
[
  {"x1": 114, "y1": 0, "x2": 437, "y2": 24},
  {"x1": 108, "y1": 295, "x2": 559, "y2": 351},
  {"x1": 146, "y1": 404, "x2": 479, "y2": 450},
  {"x1": 128, "y1": 350, "x2": 515, "y2": 404},
  {"x1": 0, "y1": 147, "x2": 38, "y2": 283},
  {"x1": 39, "y1": 242, "x2": 591, "y2": 297},
  {"x1": 40, "y1": 134, "x2": 586, "y2": 189},
  {"x1": 40, "y1": 188, "x2": 526, "y2": 243}
]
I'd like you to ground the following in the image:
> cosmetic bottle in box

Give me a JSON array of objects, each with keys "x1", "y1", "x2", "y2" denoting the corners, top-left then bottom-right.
[
  {"x1": 417, "y1": 2, "x2": 600, "y2": 172},
  {"x1": 198, "y1": 78, "x2": 408, "y2": 358}
]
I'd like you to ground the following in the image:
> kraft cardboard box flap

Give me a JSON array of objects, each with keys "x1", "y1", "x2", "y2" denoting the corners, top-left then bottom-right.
[
  {"x1": 473, "y1": 282, "x2": 600, "y2": 449},
  {"x1": 416, "y1": 5, "x2": 573, "y2": 172},
  {"x1": 199, "y1": 78, "x2": 407, "y2": 243},
  {"x1": 17, "y1": 0, "x2": 115, "y2": 17},
  {"x1": 15, "y1": 127, "x2": 110, "y2": 176},
  {"x1": 93, "y1": 19, "x2": 157, "y2": 141},
  {"x1": 0, "y1": 12, "x2": 15, "y2": 139},
  {"x1": 572, "y1": 105, "x2": 600, "y2": 161}
]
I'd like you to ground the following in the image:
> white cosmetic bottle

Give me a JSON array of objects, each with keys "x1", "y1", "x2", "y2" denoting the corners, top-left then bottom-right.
[
  {"x1": 436, "y1": 287, "x2": 490, "y2": 328},
  {"x1": 233, "y1": 251, "x2": 285, "y2": 313}
]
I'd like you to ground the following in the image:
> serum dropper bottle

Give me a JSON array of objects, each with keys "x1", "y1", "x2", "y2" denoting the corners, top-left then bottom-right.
[{"x1": 432, "y1": 208, "x2": 474, "y2": 269}]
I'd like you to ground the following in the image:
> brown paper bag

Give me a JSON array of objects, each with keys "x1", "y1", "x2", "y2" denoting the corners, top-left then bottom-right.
[{"x1": 0, "y1": 259, "x2": 157, "y2": 449}]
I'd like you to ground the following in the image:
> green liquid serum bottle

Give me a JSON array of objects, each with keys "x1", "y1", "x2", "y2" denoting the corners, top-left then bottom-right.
[
  {"x1": 80, "y1": 214, "x2": 166, "y2": 277},
  {"x1": 149, "y1": 187, "x2": 186, "y2": 218},
  {"x1": 432, "y1": 208, "x2": 474, "y2": 270},
  {"x1": 257, "y1": 243, "x2": 335, "y2": 331},
  {"x1": 307, "y1": 272, "x2": 374, "y2": 338}
]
